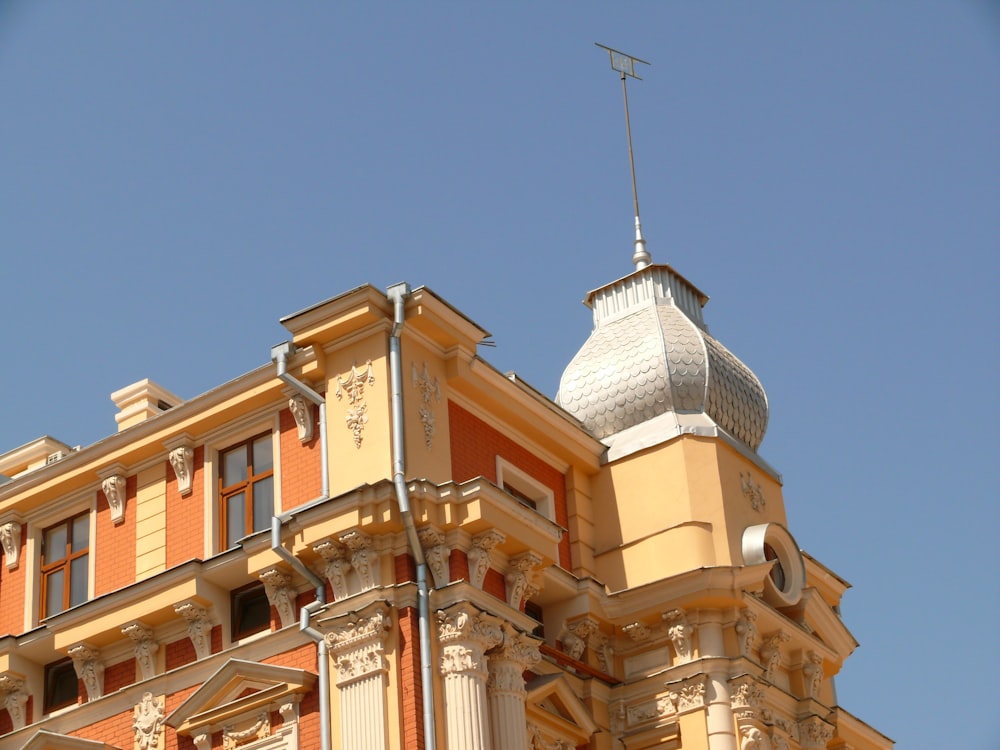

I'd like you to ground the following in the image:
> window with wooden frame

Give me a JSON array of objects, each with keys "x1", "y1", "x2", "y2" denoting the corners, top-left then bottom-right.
[
  {"x1": 219, "y1": 433, "x2": 274, "y2": 549},
  {"x1": 41, "y1": 511, "x2": 90, "y2": 618},
  {"x1": 231, "y1": 581, "x2": 272, "y2": 640},
  {"x1": 44, "y1": 658, "x2": 79, "y2": 712}
]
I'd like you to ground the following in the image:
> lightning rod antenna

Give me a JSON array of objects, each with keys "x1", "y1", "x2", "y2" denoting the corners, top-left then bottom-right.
[{"x1": 596, "y1": 43, "x2": 651, "y2": 270}]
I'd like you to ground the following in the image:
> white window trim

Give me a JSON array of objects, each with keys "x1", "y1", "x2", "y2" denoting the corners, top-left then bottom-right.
[
  {"x1": 495, "y1": 457, "x2": 555, "y2": 521},
  {"x1": 201, "y1": 412, "x2": 283, "y2": 558}
]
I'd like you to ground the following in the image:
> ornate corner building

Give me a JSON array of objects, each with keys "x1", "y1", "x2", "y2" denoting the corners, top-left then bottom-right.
[{"x1": 0, "y1": 263, "x2": 892, "y2": 749}]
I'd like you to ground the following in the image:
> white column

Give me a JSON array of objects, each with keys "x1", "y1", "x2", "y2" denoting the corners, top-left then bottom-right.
[
  {"x1": 437, "y1": 603, "x2": 503, "y2": 750},
  {"x1": 697, "y1": 611, "x2": 737, "y2": 750},
  {"x1": 487, "y1": 624, "x2": 541, "y2": 750},
  {"x1": 325, "y1": 606, "x2": 392, "y2": 750}
]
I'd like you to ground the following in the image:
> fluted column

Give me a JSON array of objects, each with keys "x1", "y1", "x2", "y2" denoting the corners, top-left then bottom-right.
[
  {"x1": 325, "y1": 606, "x2": 392, "y2": 750},
  {"x1": 487, "y1": 624, "x2": 541, "y2": 750},
  {"x1": 437, "y1": 603, "x2": 503, "y2": 750}
]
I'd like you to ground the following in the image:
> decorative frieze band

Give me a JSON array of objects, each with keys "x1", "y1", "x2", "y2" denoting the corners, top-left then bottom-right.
[
  {"x1": 122, "y1": 621, "x2": 160, "y2": 681},
  {"x1": 68, "y1": 643, "x2": 104, "y2": 701},
  {"x1": 174, "y1": 600, "x2": 213, "y2": 660}
]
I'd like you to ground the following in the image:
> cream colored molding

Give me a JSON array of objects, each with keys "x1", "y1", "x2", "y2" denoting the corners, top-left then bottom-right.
[
  {"x1": 287, "y1": 394, "x2": 314, "y2": 444},
  {"x1": 68, "y1": 643, "x2": 104, "y2": 701},
  {"x1": 468, "y1": 529, "x2": 505, "y2": 590},
  {"x1": 665, "y1": 674, "x2": 707, "y2": 715},
  {"x1": 417, "y1": 526, "x2": 450, "y2": 588},
  {"x1": 412, "y1": 362, "x2": 441, "y2": 449},
  {"x1": 259, "y1": 568, "x2": 297, "y2": 629},
  {"x1": 313, "y1": 538, "x2": 352, "y2": 600},
  {"x1": 736, "y1": 608, "x2": 759, "y2": 658},
  {"x1": 0, "y1": 514, "x2": 23, "y2": 569},
  {"x1": 174, "y1": 600, "x2": 213, "y2": 660},
  {"x1": 760, "y1": 631, "x2": 790, "y2": 683},
  {"x1": 133, "y1": 692, "x2": 166, "y2": 750},
  {"x1": 98, "y1": 467, "x2": 128, "y2": 525},
  {"x1": 339, "y1": 529, "x2": 379, "y2": 591},
  {"x1": 625, "y1": 693, "x2": 675, "y2": 729},
  {"x1": 560, "y1": 615, "x2": 612, "y2": 674},
  {"x1": 168, "y1": 443, "x2": 195, "y2": 496},
  {"x1": 740, "y1": 471, "x2": 766, "y2": 512},
  {"x1": 122, "y1": 621, "x2": 160, "y2": 681},
  {"x1": 335, "y1": 360, "x2": 375, "y2": 449},
  {"x1": 0, "y1": 671, "x2": 28, "y2": 730},
  {"x1": 506, "y1": 551, "x2": 543, "y2": 610},
  {"x1": 223, "y1": 711, "x2": 270, "y2": 749}
]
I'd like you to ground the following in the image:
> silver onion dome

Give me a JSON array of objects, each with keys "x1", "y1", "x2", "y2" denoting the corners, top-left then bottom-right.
[{"x1": 556, "y1": 265, "x2": 768, "y2": 451}]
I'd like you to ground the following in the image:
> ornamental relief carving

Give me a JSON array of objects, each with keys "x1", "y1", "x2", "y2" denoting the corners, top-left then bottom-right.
[
  {"x1": 101, "y1": 474, "x2": 127, "y2": 524},
  {"x1": 174, "y1": 600, "x2": 213, "y2": 660},
  {"x1": 412, "y1": 362, "x2": 441, "y2": 449},
  {"x1": 168, "y1": 445, "x2": 194, "y2": 495},
  {"x1": 325, "y1": 606, "x2": 391, "y2": 685},
  {"x1": 740, "y1": 726, "x2": 773, "y2": 750},
  {"x1": 0, "y1": 672, "x2": 28, "y2": 730},
  {"x1": 313, "y1": 538, "x2": 353, "y2": 600},
  {"x1": 417, "y1": 527, "x2": 450, "y2": 588},
  {"x1": 487, "y1": 623, "x2": 541, "y2": 698},
  {"x1": 736, "y1": 608, "x2": 759, "y2": 658},
  {"x1": 760, "y1": 631, "x2": 789, "y2": 683},
  {"x1": 741, "y1": 472, "x2": 766, "y2": 511},
  {"x1": 288, "y1": 394, "x2": 314, "y2": 443},
  {"x1": 133, "y1": 692, "x2": 165, "y2": 750},
  {"x1": 802, "y1": 650, "x2": 823, "y2": 699},
  {"x1": 506, "y1": 551, "x2": 543, "y2": 609},
  {"x1": 340, "y1": 529, "x2": 380, "y2": 591},
  {"x1": 0, "y1": 520, "x2": 22, "y2": 569},
  {"x1": 797, "y1": 716, "x2": 834, "y2": 748},
  {"x1": 222, "y1": 710, "x2": 270, "y2": 749},
  {"x1": 468, "y1": 529, "x2": 505, "y2": 590},
  {"x1": 437, "y1": 606, "x2": 503, "y2": 677},
  {"x1": 666, "y1": 675, "x2": 707, "y2": 714},
  {"x1": 68, "y1": 643, "x2": 104, "y2": 701},
  {"x1": 335, "y1": 360, "x2": 375, "y2": 449},
  {"x1": 259, "y1": 568, "x2": 297, "y2": 629},
  {"x1": 122, "y1": 621, "x2": 159, "y2": 681},
  {"x1": 663, "y1": 608, "x2": 695, "y2": 663},
  {"x1": 559, "y1": 616, "x2": 613, "y2": 673},
  {"x1": 528, "y1": 722, "x2": 574, "y2": 750}
]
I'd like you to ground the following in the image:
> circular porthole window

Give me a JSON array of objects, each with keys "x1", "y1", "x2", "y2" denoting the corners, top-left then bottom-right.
[{"x1": 742, "y1": 523, "x2": 805, "y2": 607}]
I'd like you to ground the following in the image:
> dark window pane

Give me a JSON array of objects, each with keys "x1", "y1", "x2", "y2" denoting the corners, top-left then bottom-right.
[
  {"x1": 45, "y1": 660, "x2": 79, "y2": 711},
  {"x1": 232, "y1": 584, "x2": 271, "y2": 638},
  {"x1": 45, "y1": 569, "x2": 64, "y2": 617},
  {"x1": 226, "y1": 492, "x2": 246, "y2": 547},
  {"x1": 253, "y1": 435, "x2": 273, "y2": 473},
  {"x1": 223, "y1": 447, "x2": 248, "y2": 486},
  {"x1": 252, "y1": 477, "x2": 274, "y2": 533},
  {"x1": 45, "y1": 525, "x2": 67, "y2": 562},
  {"x1": 70, "y1": 555, "x2": 88, "y2": 607},
  {"x1": 72, "y1": 515, "x2": 89, "y2": 552}
]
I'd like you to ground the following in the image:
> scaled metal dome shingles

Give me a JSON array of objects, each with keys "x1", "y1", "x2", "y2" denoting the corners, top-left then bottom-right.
[{"x1": 556, "y1": 265, "x2": 769, "y2": 451}]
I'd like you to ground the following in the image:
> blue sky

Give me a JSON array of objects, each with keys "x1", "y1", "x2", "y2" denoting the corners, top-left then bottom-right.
[{"x1": 1, "y1": 2, "x2": 997, "y2": 747}]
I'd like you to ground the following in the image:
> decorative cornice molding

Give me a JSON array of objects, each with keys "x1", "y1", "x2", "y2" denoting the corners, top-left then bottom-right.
[
  {"x1": 133, "y1": 692, "x2": 166, "y2": 750},
  {"x1": 412, "y1": 362, "x2": 441, "y2": 449},
  {"x1": 68, "y1": 643, "x2": 104, "y2": 701},
  {"x1": 468, "y1": 529, "x2": 505, "y2": 590},
  {"x1": 122, "y1": 621, "x2": 159, "y2": 681},
  {"x1": 174, "y1": 600, "x2": 213, "y2": 660},
  {"x1": 335, "y1": 360, "x2": 375, "y2": 449}
]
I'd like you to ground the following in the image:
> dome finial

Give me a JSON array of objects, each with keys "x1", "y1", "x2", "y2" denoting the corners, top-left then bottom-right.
[{"x1": 596, "y1": 43, "x2": 652, "y2": 269}]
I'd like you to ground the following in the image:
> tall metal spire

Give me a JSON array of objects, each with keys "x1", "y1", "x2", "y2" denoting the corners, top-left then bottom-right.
[{"x1": 596, "y1": 43, "x2": 652, "y2": 270}]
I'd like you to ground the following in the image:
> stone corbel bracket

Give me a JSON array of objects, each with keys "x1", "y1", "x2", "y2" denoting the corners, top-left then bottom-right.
[
  {"x1": 174, "y1": 600, "x2": 214, "y2": 660},
  {"x1": 0, "y1": 513, "x2": 24, "y2": 570},
  {"x1": 663, "y1": 608, "x2": 696, "y2": 664},
  {"x1": 286, "y1": 390, "x2": 315, "y2": 444},
  {"x1": 339, "y1": 529, "x2": 381, "y2": 592},
  {"x1": 0, "y1": 671, "x2": 29, "y2": 730},
  {"x1": 468, "y1": 528, "x2": 505, "y2": 590},
  {"x1": 505, "y1": 551, "x2": 543, "y2": 610},
  {"x1": 68, "y1": 642, "x2": 105, "y2": 701},
  {"x1": 313, "y1": 538, "x2": 353, "y2": 600},
  {"x1": 417, "y1": 526, "x2": 450, "y2": 589},
  {"x1": 122, "y1": 621, "x2": 160, "y2": 682},
  {"x1": 259, "y1": 567, "x2": 297, "y2": 629},
  {"x1": 98, "y1": 464, "x2": 128, "y2": 524},
  {"x1": 560, "y1": 614, "x2": 613, "y2": 674},
  {"x1": 165, "y1": 434, "x2": 196, "y2": 496}
]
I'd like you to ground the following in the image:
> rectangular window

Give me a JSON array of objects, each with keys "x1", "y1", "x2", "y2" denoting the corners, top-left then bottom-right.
[
  {"x1": 44, "y1": 658, "x2": 79, "y2": 712},
  {"x1": 219, "y1": 433, "x2": 274, "y2": 549},
  {"x1": 41, "y1": 512, "x2": 89, "y2": 618},
  {"x1": 231, "y1": 582, "x2": 271, "y2": 639}
]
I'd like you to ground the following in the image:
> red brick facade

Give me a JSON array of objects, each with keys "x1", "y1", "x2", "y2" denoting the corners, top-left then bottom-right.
[
  {"x1": 166, "y1": 446, "x2": 205, "y2": 568},
  {"x1": 95, "y1": 476, "x2": 137, "y2": 597},
  {"x1": 279, "y1": 406, "x2": 322, "y2": 511}
]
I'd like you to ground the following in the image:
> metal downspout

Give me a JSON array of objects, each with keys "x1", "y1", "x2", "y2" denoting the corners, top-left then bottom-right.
[
  {"x1": 387, "y1": 282, "x2": 438, "y2": 750},
  {"x1": 270, "y1": 342, "x2": 332, "y2": 750}
]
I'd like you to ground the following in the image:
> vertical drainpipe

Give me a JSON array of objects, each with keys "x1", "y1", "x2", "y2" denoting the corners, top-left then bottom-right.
[
  {"x1": 270, "y1": 342, "x2": 332, "y2": 750},
  {"x1": 387, "y1": 281, "x2": 438, "y2": 750}
]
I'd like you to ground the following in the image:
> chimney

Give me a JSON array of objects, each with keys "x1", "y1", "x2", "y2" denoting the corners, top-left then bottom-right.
[{"x1": 111, "y1": 379, "x2": 182, "y2": 431}]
